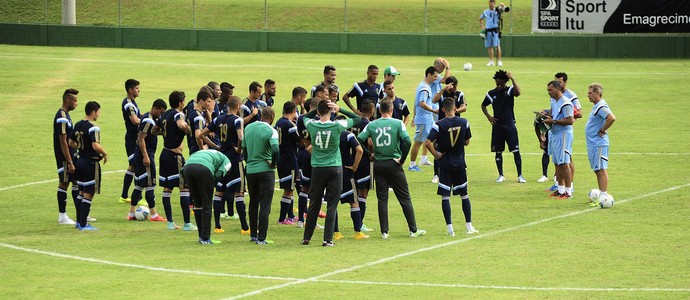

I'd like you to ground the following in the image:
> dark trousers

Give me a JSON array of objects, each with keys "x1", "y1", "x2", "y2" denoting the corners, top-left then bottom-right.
[
  {"x1": 247, "y1": 171, "x2": 275, "y2": 241},
  {"x1": 182, "y1": 164, "x2": 214, "y2": 241},
  {"x1": 374, "y1": 160, "x2": 417, "y2": 234},
  {"x1": 303, "y1": 166, "x2": 342, "y2": 242}
]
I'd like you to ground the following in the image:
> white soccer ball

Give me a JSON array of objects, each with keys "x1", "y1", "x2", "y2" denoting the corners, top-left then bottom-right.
[
  {"x1": 134, "y1": 205, "x2": 150, "y2": 220},
  {"x1": 599, "y1": 194, "x2": 614, "y2": 209},
  {"x1": 588, "y1": 189, "x2": 601, "y2": 201},
  {"x1": 463, "y1": 63, "x2": 473, "y2": 71}
]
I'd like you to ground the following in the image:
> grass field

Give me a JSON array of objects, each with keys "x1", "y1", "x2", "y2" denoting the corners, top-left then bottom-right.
[
  {"x1": 0, "y1": 44, "x2": 689, "y2": 299},
  {"x1": 0, "y1": 0, "x2": 532, "y2": 34}
]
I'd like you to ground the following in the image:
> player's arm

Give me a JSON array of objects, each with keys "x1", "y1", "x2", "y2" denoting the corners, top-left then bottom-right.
[
  {"x1": 440, "y1": 59, "x2": 451, "y2": 82},
  {"x1": 350, "y1": 144, "x2": 363, "y2": 172},
  {"x1": 137, "y1": 131, "x2": 151, "y2": 166},
  {"x1": 424, "y1": 139, "x2": 442, "y2": 160},
  {"x1": 398, "y1": 135, "x2": 412, "y2": 165},
  {"x1": 341, "y1": 87, "x2": 361, "y2": 115},
  {"x1": 92, "y1": 142, "x2": 108, "y2": 164},
  {"x1": 128, "y1": 114, "x2": 141, "y2": 127},
  {"x1": 333, "y1": 104, "x2": 362, "y2": 127},
  {"x1": 432, "y1": 90, "x2": 443, "y2": 104},
  {"x1": 599, "y1": 112, "x2": 616, "y2": 136},
  {"x1": 507, "y1": 72, "x2": 521, "y2": 97},
  {"x1": 176, "y1": 117, "x2": 192, "y2": 135},
  {"x1": 481, "y1": 101, "x2": 497, "y2": 125},
  {"x1": 418, "y1": 91, "x2": 437, "y2": 114},
  {"x1": 58, "y1": 133, "x2": 75, "y2": 173},
  {"x1": 242, "y1": 105, "x2": 258, "y2": 125},
  {"x1": 457, "y1": 96, "x2": 467, "y2": 114},
  {"x1": 236, "y1": 127, "x2": 244, "y2": 155},
  {"x1": 198, "y1": 127, "x2": 220, "y2": 150}
]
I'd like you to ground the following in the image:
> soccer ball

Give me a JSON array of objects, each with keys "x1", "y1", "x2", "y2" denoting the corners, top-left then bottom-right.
[
  {"x1": 599, "y1": 194, "x2": 615, "y2": 209},
  {"x1": 588, "y1": 189, "x2": 601, "y2": 201},
  {"x1": 134, "y1": 206, "x2": 150, "y2": 220},
  {"x1": 463, "y1": 63, "x2": 473, "y2": 71}
]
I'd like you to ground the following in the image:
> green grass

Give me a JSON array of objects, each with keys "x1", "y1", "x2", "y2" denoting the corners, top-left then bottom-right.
[
  {"x1": 0, "y1": 0, "x2": 532, "y2": 34},
  {"x1": 0, "y1": 44, "x2": 689, "y2": 299}
]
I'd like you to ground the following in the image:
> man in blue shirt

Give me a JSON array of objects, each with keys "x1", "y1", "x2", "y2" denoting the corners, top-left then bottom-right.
[
  {"x1": 479, "y1": 0, "x2": 503, "y2": 67},
  {"x1": 543, "y1": 80, "x2": 575, "y2": 199},
  {"x1": 585, "y1": 83, "x2": 616, "y2": 206},
  {"x1": 408, "y1": 66, "x2": 439, "y2": 172}
]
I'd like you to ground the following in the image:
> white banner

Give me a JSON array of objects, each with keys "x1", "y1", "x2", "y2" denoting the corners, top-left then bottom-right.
[{"x1": 532, "y1": 0, "x2": 690, "y2": 33}]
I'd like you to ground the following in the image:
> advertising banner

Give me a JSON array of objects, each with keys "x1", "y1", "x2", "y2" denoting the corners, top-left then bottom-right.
[{"x1": 532, "y1": 0, "x2": 690, "y2": 33}]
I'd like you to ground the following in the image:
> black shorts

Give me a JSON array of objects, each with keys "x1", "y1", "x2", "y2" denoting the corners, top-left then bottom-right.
[
  {"x1": 491, "y1": 123, "x2": 520, "y2": 153},
  {"x1": 76, "y1": 157, "x2": 101, "y2": 194},
  {"x1": 133, "y1": 154, "x2": 157, "y2": 187},
  {"x1": 56, "y1": 155, "x2": 75, "y2": 183},
  {"x1": 125, "y1": 136, "x2": 137, "y2": 164},
  {"x1": 298, "y1": 151, "x2": 312, "y2": 188},
  {"x1": 437, "y1": 166, "x2": 468, "y2": 197},
  {"x1": 158, "y1": 148, "x2": 185, "y2": 189},
  {"x1": 354, "y1": 160, "x2": 372, "y2": 190},
  {"x1": 277, "y1": 159, "x2": 298, "y2": 191},
  {"x1": 217, "y1": 160, "x2": 245, "y2": 194},
  {"x1": 340, "y1": 168, "x2": 356, "y2": 204}
]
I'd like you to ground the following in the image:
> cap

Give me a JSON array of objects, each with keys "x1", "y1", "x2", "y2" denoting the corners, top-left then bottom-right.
[{"x1": 384, "y1": 66, "x2": 400, "y2": 76}]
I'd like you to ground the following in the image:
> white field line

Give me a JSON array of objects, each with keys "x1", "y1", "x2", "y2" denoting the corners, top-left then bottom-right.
[
  {"x1": 1, "y1": 152, "x2": 687, "y2": 192},
  {"x1": 1, "y1": 55, "x2": 688, "y2": 76},
  {"x1": 221, "y1": 182, "x2": 690, "y2": 299},
  {"x1": 1, "y1": 176, "x2": 688, "y2": 295},
  {"x1": 0, "y1": 170, "x2": 126, "y2": 192},
  {"x1": 0, "y1": 243, "x2": 299, "y2": 282}
]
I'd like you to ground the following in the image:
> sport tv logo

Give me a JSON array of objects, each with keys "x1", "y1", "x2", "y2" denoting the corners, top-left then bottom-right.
[{"x1": 539, "y1": 0, "x2": 560, "y2": 29}]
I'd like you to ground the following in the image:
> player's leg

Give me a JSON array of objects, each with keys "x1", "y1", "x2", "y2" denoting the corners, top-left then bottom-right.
[
  {"x1": 437, "y1": 167, "x2": 453, "y2": 236},
  {"x1": 277, "y1": 164, "x2": 293, "y2": 224},
  {"x1": 507, "y1": 125, "x2": 525, "y2": 183},
  {"x1": 213, "y1": 185, "x2": 225, "y2": 232},
  {"x1": 303, "y1": 168, "x2": 327, "y2": 243},
  {"x1": 56, "y1": 160, "x2": 76, "y2": 224},
  {"x1": 387, "y1": 160, "x2": 422, "y2": 236},
  {"x1": 454, "y1": 167, "x2": 477, "y2": 234},
  {"x1": 492, "y1": 125, "x2": 505, "y2": 182},
  {"x1": 373, "y1": 161, "x2": 390, "y2": 237},
  {"x1": 321, "y1": 167, "x2": 342, "y2": 244},
  {"x1": 120, "y1": 141, "x2": 136, "y2": 203},
  {"x1": 355, "y1": 161, "x2": 372, "y2": 231},
  {"x1": 159, "y1": 150, "x2": 179, "y2": 228},
  {"x1": 246, "y1": 173, "x2": 260, "y2": 242},
  {"x1": 231, "y1": 161, "x2": 249, "y2": 233},
  {"x1": 176, "y1": 154, "x2": 194, "y2": 230},
  {"x1": 408, "y1": 124, "x2": 426, "y2": 170},
  {"x1": 256, "y1": 171, "x2": 275, "y2": 244},
  {"x1": 496, "y1": 45, "x2": 503, "y2": 66},
  {"x1": 77, "y1": 159, "x2": 99, "y2": 230}
]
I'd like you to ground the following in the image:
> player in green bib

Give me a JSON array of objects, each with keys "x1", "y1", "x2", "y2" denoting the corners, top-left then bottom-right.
[
  {"x1": 182, "y1": 149, "x2": 232, "y2": 244},
  {"x1": 242, "y1": 106, "x2": 279, "y2": 245},
  {"x1": 357, "y1": 99, "x2": 426, "y2": 239},
  {"x1": 301, "y1": 99, "x2": 361, "y2": 246}
]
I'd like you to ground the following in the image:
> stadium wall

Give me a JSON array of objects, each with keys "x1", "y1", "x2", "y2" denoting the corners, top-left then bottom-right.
[{"x1": 1, "y1": 24, "x2": 688, "y2": 58}]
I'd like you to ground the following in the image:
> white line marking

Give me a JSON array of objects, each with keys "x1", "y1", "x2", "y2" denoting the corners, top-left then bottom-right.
[
  {"x1": 0, "y1": 243, "x2": 299, "y2": 282},
  {"x1": 316, "y1": 278, "x2": 690, "y2": 292},
  {"x1": 464, "y1": 152, "x2": 690, "y2": 157},
  {"x1": 1, "y1": 55, "x2": 688, "y2": 76},
  {"x1": 1, "y1": 175, "x2": 688, "y2": 295},
  {"x1": 224, "y1": 182, "x2": 690, "y2": 299},
  {"x1": 0, "y1": 170, "x2": 126, "y2": 192}
]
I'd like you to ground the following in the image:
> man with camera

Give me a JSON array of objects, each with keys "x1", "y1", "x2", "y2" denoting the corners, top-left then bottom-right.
[{"x1": 480, "y1": 0, "x2": 508, "y2": 67}]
